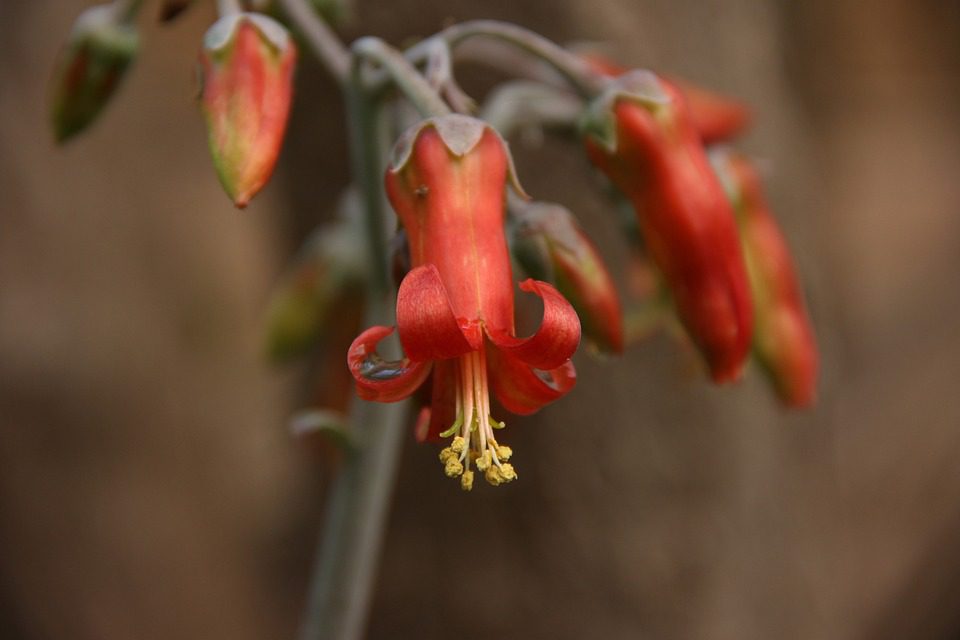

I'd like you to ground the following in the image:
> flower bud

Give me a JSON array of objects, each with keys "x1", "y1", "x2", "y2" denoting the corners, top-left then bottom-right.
[
  {"x1": 584, "y1": 71, "x2": 754, "y2": 382},
  {"x1": 265, "y1": 200, "x2": 367, "y2": 362},
  {"x1": 713, "y1": 151, "x2": 818, "y2": 407},
  {"x1": 49, "y1": 4, "x2": 139, "y2": 143},
  {"x1": 511, "y1": 201, "x2": 623, "y2": 354},
  {"x1": 199, "y1": 13, "x2": 297, "y2": 208}
]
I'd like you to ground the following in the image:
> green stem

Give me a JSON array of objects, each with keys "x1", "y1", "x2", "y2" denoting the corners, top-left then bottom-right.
[
  {"x1": 410, "y1": 20, "x2": 606, "y2": 98},
  {"x1": 215, "y1": 0, "x2": 243, "y2": 16},
  {"x1": 351, "y1": 37, "x2": 452, "y2": 117},
  {"x1": 298, "y1": 44, "x2": 435, "y2": 640},
  {"x1": 278, "y1": 0, "x2": 350, "y2": 83}
]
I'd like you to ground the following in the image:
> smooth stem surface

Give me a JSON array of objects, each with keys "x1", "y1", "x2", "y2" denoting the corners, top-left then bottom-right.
[
  {"x1": 352, "y1": 37, "x2": 452, "y2": 117},
  {"x1": 297, "y1": 58, "x2": 411, "y2": 640},
  {"x1": 215, "y1": 0, "x2": 243, "y2": 16},
  {"x1": 415, "y1": 20, "x2": 606, "y2": 98},
  {"x1": 279, "y1": 0, "x2": 350, "y2": 82}
]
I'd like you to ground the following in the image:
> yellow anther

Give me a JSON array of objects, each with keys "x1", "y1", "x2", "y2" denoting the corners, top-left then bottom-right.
[
  {"x1": 450, "y1": 436, "x2": 466, "y2": 453},
  {"x1": 444, "y1": 458, "x2": 463, "y2": 478},
  {"x1": 495, "y1": 445, "x2": 512, "y2": 461},
  {"x1": 475, "y1": 450, "x2": 492, "y2": 471},
  {"x1": 439, "y1": 447, "x2": 456, "y2": 464},
  {"x1": 499, "y1": 463, "x2": 517, "y2": 481},
  {"x1": 484, "y1": 466, "x2": 503, "y2": 486},
  {"x1": 460, "y1": 470, "x2": 474, "y2": 491}
]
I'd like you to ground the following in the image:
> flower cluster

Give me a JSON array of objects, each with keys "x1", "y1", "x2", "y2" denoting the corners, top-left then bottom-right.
[{"x1": 50, "y1": 5, "x2": 819, "y2": 491}]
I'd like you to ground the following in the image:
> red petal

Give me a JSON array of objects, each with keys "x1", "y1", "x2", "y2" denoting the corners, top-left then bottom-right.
[
  {"x1": 348, "y1": 326, "x2": 431, "y2": 402},
  {"x1": 396, "y1": 265, "x2": 483, "y2": 362},
  {"x1": 419, "y1": 360, "x2": 459, "y2": 442},
  {"x1": 486, "y1": 279, "x2": 581, "y2": 370},
  {"x1": 413, "y1": 406, "x2": 432, "y2": 443},
  {"x1": 487, "y1": 345, "x2": 577, "y2": 415}
]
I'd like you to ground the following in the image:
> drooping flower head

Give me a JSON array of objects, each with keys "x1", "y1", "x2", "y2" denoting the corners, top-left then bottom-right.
[
  {"x1": 199, "y1": 12, "x2": 297, "y2": 208},
  {"x1": 583, "y1": 71, "x2": 754, "y2": 382},
  {"x1": 348, "y1": 115, "x2": 581, "y2": 490},
  {"x1": 712, "y1": 151, "x2": 819, "y2": 407}
]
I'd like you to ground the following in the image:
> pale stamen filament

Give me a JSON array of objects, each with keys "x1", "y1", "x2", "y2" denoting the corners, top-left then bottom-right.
[{"x1": 437, "y1": 348, "x2": 516, "y2": 490}]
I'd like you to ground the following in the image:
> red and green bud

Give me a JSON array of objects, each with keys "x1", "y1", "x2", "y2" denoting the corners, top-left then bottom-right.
[
  {"x1": 584, "y1": 71, "x2": 754, "y2": 382},
  {"x1": 511, "y1": 200, "x2": 624, "y2": 355},
  {"x1": 713, "y1": 151, "x2": 819, "y2": 407},
  {"x1": 348, "y1": 115, "x2": 581, "y2": 490},
  {"x1": 49, "y1": 4, "x2": 139, "y2": 143},
  {"x1": 199, "y1": 12, "x2": 297, "y2": 208}
]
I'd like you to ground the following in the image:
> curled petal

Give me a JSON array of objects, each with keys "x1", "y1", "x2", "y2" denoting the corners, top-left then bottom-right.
[
  {"x1": 486, "y1": 279, "x2": 581, "y2": 370},
  {"x1": 396, "y1": 265, "x2": 483, "y2": 362},
  {"x1": 488, "y1": 346, "x2": 577, "y2": 415},
  {"x1": 348, "y1": 326, "x2": 431, "y2": 402}
]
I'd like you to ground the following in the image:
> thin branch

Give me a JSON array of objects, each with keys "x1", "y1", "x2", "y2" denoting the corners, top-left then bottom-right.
[
  {"x1": 352, "y1": 37, "x2": 451, "y2": 117},
  {"x1": 278, "y1": 0, "x2": 350, "y2": 83},
  {"x1": 409, "y1": 20, "x2": 606, "y2": 98}
]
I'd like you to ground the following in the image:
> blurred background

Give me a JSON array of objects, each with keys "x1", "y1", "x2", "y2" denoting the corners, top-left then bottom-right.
[{"x1": 3, "y1": 0, "x2": 960, "y2": 638}]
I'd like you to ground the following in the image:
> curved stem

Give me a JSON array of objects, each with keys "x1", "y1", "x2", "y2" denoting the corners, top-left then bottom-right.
[
  {"x1": 278, "y1": 0, "x2": 350, "y2": 83},
  {"x1": 410, "y1": 20, "x2": 606, "y2": 98},
  {"x1": 352, "y1": 37, "x2": 452, "y2": 117},
  {"x1": 480, "y1": 80, "x2": 583, "y2": 137}
]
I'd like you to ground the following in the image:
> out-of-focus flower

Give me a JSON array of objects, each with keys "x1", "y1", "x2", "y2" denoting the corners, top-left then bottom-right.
[
  {"x1": 511, "y1": 200, "x2": 623, "y2": 354},
  {"x1": 713, "y1": 151, "x2": 818, "y2": 407},
  {"x1": 579, "y1": 53, "x2": 751, "y2": 144},
  {"x1": 199, "y1": 12, "x2": 297, "y2": 208},
  {"x1": 49, "y1": 4, "x2": 139, "y2": 143},
  {"x1": 348, "y1": 115, "x2": 580, "y2": 490},
  {"x1": 584, "y1": 71, "x2": 754, "y2": 382},
  {"x1": 264, "y1": 193, "x2": 367, "y2": 362}
]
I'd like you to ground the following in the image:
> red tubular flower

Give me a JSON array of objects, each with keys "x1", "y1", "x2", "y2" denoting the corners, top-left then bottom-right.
[
  {"x1": 584, "y1": 71, "x2": 753, "y2": 382},
  {"x1": 714, "y1": 151, "x2": 819, "y2": 407},
  {"x1": 348, "y1": 115, "x2": 581, "y2": 490},
  {"x1": 511, "y1": 200, "x2": 624, "y2": 355},
  {"x1": 199, "y1": 13, "x2": 296, "y2": 208}
]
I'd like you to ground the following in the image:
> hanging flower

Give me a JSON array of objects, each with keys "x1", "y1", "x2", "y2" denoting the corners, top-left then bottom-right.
[
  {"x1": 199, "y1": 12, "x2": 297, "y2": 208},
  {"x1": 713, "y1": 151, "x2": 819, "y2": 407},
  {"x1": 583, "y1": 71, "x2": 754, "y2": 383},
  {"x1": 348, "y1": 115, "x2": 581, "y2": 490}
]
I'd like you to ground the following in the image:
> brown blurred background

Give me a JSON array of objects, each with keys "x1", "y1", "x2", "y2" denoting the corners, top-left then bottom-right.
[{"x1": 3, "y1": 0, "x2": 960, "y2": 638}]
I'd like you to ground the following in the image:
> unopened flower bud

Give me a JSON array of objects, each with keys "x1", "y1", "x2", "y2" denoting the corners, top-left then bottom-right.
[
  {"x1": 713, "y1": 151, "x2": 818, "y2": 407},
  {"x1": 512, "y1": 201, "x2": 624, "y2": 354},
  {"x1": 49, "y1": 4, "x2": 139, "y2": 143},
  {"x1": 584, "y1": 71, "x2": 754, "y2": 382},
  {"x1": 199, "y1": 12, "x2": 297, "y2": 208}
]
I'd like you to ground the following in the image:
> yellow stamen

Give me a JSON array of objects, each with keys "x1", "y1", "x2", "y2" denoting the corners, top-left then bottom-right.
[{"x1": 435, "y1": 350, "x2": 517, "y2": 488}]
